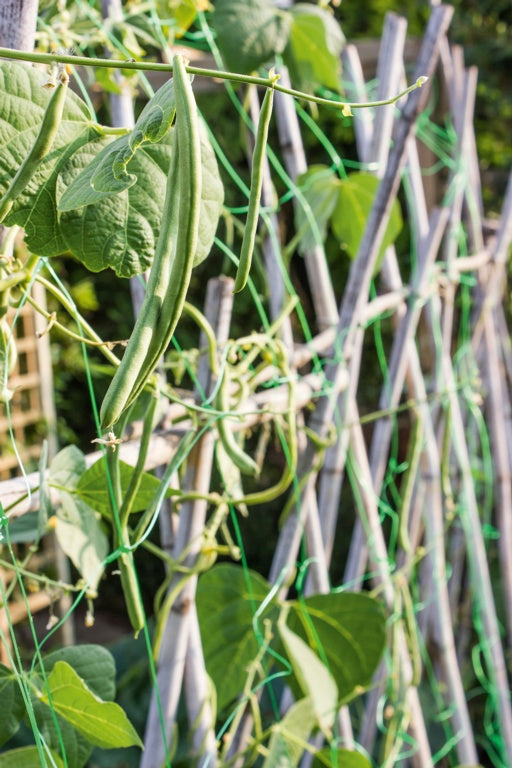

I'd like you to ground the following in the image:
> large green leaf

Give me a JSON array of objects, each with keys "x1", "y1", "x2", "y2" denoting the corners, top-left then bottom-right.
[
  {"x1": 56, "y1": 135, "x2": 172, "y2": 276},
  {"x1": 32, "y1": 644, "x2": 116, "y2": 768},
  {"x1": 193, "y1": 120, "x2": 225, "y2": 266},
  {"x1": 295, "y1": 165, "x2": 339, "y2": 254},
  {"x1": 155, "y1": 0, "x2": 201, "y2": 35},
  {"x1": 0, "y1": 63, "x2": 92, "y2": 192},
  {"x1": 287, "y1": 593, "x2": 387, "y2": 703},
  {"x1": 75, "y1": 458, "x2": 173, "y2": 516},
  {"x1": 278, "y1": 621, "x2": 337, "y2": 733},
  {"x1": 42, "y1": 645, "x2": 117, "y2": 702},
  {"x1": 0, "y1": 61, "x2": 222, "y2": 278},
  {"x1": 263, "y1": 697, "x2": 315, "y2": 768},
  {"x1": 40, "y1": 661, "x2": 143, "y2": 750},
  {"x1": 312, "y1": 748, "x2": 372, "y2": 768},
  {"x1": 331, "y1": 173, "x2": 403, "y2": 261},
  {"x1": 58, "y1": 77, "x2": 177, "y2": 209},
  {"x1": 55, "y1": 493, "x2": 108, "y2": 594},
  {"x1": 6, "y1": 511, "x2": 41, "y2": 544},
  {"x1": 196, "y1": 564, "x2": 280, "y2": 711},
  {"x1": 57, "y1": 120, "x2": 222, "y2": 274},
  {"x1": 31, "y1": 696, "x2": 94, "y2": 768},
  {"x1": 0, "y1": 665, "x2": 25, "y2": 746},
  {"x1": 49, "y1": 444, "x2": 86, "y2": 492},
  {"x1": 0, "y1": 747, "x2": 64, "y2": 768},
  {"x1": 0, "y1": 62, "x2": 105, "y2": 256},
  {"x1": 284, "y1": 4, "x2": 345, "y2": 93},
  {"x1": 212, "y1": 0, "x2": 292, "y2": 73}
]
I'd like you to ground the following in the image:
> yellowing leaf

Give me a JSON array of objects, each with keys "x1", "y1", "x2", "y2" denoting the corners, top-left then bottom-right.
[{"x1": 41, "y1": 661, "x2": 143, "y2": 750}]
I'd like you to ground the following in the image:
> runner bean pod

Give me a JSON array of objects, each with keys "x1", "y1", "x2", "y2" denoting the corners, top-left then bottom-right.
[{"x1": 100, "y1": 54, "x2": 202, "y2": 430}]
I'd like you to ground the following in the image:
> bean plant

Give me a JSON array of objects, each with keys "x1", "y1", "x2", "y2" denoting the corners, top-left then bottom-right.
[{"x1": 0, "y1": 1, "x2": 428, "y2": 765}]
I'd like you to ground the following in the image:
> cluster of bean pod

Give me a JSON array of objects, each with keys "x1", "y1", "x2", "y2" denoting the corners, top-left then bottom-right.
[{"x1": 99, "y1": 53, "x2": 202, "y2": 431}]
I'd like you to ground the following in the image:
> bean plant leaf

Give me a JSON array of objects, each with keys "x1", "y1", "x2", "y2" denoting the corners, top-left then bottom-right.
[
  {"x1": 332, "y1": 173, "x2": 403, "y2": 261},
  {"x1": 0, "y1": 61, "x2": 222, "y2": 278},
  {"x1": 56, "y1": 121, "x2": 222, "y2": 275},
  {"x1": 263, "y1": 697, "x2": 315, "y2": 768},
  {"x1": 49, "y1": 445, "x2": 86, "y2": 491},
  {"x1": 40, "y1": 661, "x2": 143, "y2": 750},
  {"x1": 312, "y1": 748, "x2": 372, "y2": 768},
  {"x1": 295, "y1": 167, "x2": 402, "y2": 267},
  {"x1": 194, "y1": 120, "x2": 225, "y2": 266},
  {"x1": 0, "y1": 665, "x2": 25, "y2": 746},
  {"x1": 8, "y1": 127, "x2": 111, "y2": 260},
  {"x1": 30, "y1": 647, "x2": 117, "y2": 768},
  {"x1": 32, "y1": 697, "x2": 92, "y2": 768},
  {"x1": 284, "y1": 4, "x2": 345, "y2": 93},
  {"x1": 294, "y1": 165, "x2": 340, "y2": 254},
  {"x1": 56, "y1": 135, "x2": 173, "y2": 276},
  {"x1": 0, "y1": 747, "x2": 64, "y2": 768},
  {"x1": 155, "y1": 0, "x2": 205, "y2": 36},
  {"x1": 42, "y1": 644, "x2": 117, "y2": 702},
  {"x1": 55, "y1": 493, "x2": 108, "y2": 594},
  {"x1": 211, "y1": 0, "x2": 292, "y2": 73},
  {"x1": 278, "y1": 620, "x2": 338, "y2": 733},
  {"x1": 58, "y1": 77, "x2": 177, "y2": 209},
  {"x1": 5, "y1": 511, "x2": 41, "y2": 544},
  {"x1": 196, "y1": 564, "x2": 281, "y2": 712},
  {"x1": 0, "y1": 61, "x2": 104, "y2": 255},
  {"x1": 76, "y1": 458, "x2": 173, "y2": 516},
  {"x1": 287, "y1": 592, "x2": 387, "y2": 703}
]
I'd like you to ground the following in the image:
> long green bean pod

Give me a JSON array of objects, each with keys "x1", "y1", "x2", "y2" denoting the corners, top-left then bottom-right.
[
  {"x1": 106, "y1": 442, "x2": 146, "y2": 637},
  {"x1": 233, "y1": 79, "x2": 276, "y2": 294},
  {"x1": 99, "y1": 131, "x2": 180, "y2": 430},
  {"x1": 118, "y1": 394, "x2": 158, "y2": 527},
  {"x1": 118, "y1": 535, "x2": 145, "y2": 638},
  {"x1": 0, "y1": 70, "x2": 69, "y2": 223},
  {"x1": 99, "y1": 54, "x2": 202, "y2": 430},
  {"x1": 126, "y1": 55, "x2": 202, "y2": 404}
]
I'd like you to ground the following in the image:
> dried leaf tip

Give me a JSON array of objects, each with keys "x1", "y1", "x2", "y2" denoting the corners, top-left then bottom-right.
[{"x1": 416, "y1": 76, "x2": 429, "y2": 88}]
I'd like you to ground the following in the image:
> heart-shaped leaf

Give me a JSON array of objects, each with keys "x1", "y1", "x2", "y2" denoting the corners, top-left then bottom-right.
[
  {"x1": 40, "y1": 661, "x2": 142, "y2": 749},
  {"x1": 76, "y1": 458, "x2": 173, "y2": 516},
  {"x1": 287, "y1": 592, "x2": 387, "y2": 703},
  {"x1": 284, "y1": 4, "x2": 345, "y2": 93},
  {"x1": 196, "y1": 564, "x2": 281, "y2": 711},
  {"x1": 331, "y1": 173, "x2": 403, "y2": 261},
  {"x1": 212, "y1": 0, "x2": 292, "y2": 73}
]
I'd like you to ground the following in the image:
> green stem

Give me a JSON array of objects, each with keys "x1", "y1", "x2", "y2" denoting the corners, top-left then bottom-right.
[
  {"x1": 0, "y1": 46, "x2": 428, "y2": 112},
  {"x1": 0, "y1": 270, "x2": 29, "y2": 293},
  {"x1": 220, "y1": 619, "x2": 274, "y2": 763},
  {"x1": 118, "y1": 394, "x2": 158, "y2": 528},
  {"x1": 35, "y1": 275, "x2": 121, "y2": 366},
  {"x1": 182, "y1": 301, "x2": 218, "y2": 376},
  {"x1": 0, "y1": 557, "x2": 78, "y2": 593}
]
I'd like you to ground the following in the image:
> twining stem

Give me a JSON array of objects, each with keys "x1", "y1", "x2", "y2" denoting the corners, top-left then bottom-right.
[
  {"x1": 26, "y1": 294, "x2": 126, "y2": 349},
  {"x1": 0, "y1": 557, "x2": 79, "y2": 594},
  {"x1": 182, "y1": 301, "x2": 218, "y2": 376},
  {"x1": 34, "y1": 275, "x2": 121, "y2": 366},
  {"x1": 0, "y1": 46, "x2": 428, "y2": 113}
]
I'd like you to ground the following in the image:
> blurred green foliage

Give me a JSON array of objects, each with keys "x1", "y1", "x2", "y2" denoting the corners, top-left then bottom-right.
[{"x1": 337, "y1": 0, "x2": 512, "y2": 208}]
